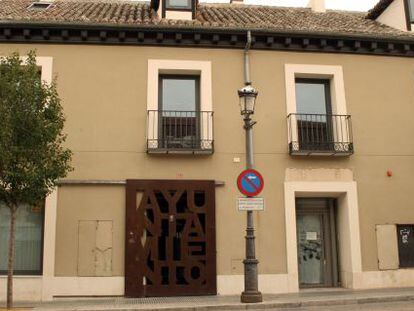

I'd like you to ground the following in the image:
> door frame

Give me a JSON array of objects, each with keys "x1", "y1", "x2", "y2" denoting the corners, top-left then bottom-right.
[
  {"x1": 284, "y1": 181, "x2": 362, "y2": 292},
  {"x1": 296, "y1": 198, "x2": 339, "y2": 288}
]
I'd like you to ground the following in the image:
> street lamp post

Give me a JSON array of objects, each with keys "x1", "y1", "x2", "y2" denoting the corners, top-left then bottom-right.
[{"x1": 238, "y1": 84, "x2": 263, "y2": 303}]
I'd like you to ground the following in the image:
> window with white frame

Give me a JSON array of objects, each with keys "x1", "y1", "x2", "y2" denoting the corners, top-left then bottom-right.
[
  {"x1": 0, "y1": 203, "x2": 44, "y2": 275},
  {"x1": 147, "y1": 60, "x2": 213, "y2": 153},
  {"x1": 0, "y1": 56, "x2": 52, "y2": 275},
  {"x1": 285, "y1": 64, "x2": 353, "y2": 156},
  {"x1": 294, "y1": 78, "x2": 334, "y2": 152},
  {"x1": 157, "y1": 75, "x2": 201, "y2": 149}
]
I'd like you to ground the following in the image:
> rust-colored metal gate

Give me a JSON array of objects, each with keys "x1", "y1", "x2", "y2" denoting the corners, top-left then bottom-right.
[{"x1": 125, "y1": 180, "x2": 216, "y2": 297}]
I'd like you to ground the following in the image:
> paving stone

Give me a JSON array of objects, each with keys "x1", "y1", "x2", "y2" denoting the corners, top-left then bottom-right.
[{"x1": 2, "y1": 287, "x2": 413, "y2": 311}]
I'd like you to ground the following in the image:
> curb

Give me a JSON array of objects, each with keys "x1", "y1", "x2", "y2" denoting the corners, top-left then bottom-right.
[{"x1": 33, "y1": 293, "x2": 414, "y2": 311}]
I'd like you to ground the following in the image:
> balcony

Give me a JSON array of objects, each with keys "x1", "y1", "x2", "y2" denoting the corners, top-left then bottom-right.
[
  {"x1": 287, "y1": 113, "x2": 354, "y2": 156},
  {"x1": 147, "y1": 110, "x2": 214, "y2": 154}
]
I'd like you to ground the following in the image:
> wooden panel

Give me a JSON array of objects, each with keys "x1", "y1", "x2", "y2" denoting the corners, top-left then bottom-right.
[
  {"x1": 125, "y1": 180, "x2": 216, "y2": 297},
  {"x1": 78, "y1": 221, "x2": 97, "y2": 276},
  {"x1": 376, "y1": 224, "x2": 399, "y2": 270}
]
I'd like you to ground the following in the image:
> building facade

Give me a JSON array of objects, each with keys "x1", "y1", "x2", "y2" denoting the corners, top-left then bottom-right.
[{"x1": 0, "y1": 0, "x2": 414, "y2": 302}]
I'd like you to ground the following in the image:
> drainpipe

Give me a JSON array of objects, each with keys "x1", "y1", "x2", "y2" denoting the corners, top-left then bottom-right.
[{"x1": 244, "y1": 30, "x2": 252, "y2": 86}]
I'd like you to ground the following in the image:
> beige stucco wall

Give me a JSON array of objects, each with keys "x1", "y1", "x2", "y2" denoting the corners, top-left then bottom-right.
[
  {"x1": 55, "y1": 186, "x2": 125, "y2": 276},
  {"x1": 1, "y1": 43, "x2": 414, "y2": 280}
]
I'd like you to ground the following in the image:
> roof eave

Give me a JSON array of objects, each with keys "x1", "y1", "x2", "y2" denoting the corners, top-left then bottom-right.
[{"x1": 1, "y1": 20, "x2": 414, "y2": 43}]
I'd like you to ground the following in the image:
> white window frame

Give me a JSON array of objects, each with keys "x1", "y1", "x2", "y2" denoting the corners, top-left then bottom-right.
[
  {"x1": 284, "y1": 64, "x2": 349, "y2": 150},
  {"x1": 147, "y1": 59, "x2": 213, "y2": 150},
  {"x1": 0, "y1": 55, "x2": 57, "y2": 301}
]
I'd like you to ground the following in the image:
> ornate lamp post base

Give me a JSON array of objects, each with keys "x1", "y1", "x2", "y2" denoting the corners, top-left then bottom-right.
[
  {"x1": 240, "y1": 209, "x2": 263, "y2": 303},
  {"x1": 241, "y1": 291, "x2": 263, "y2": 303}
]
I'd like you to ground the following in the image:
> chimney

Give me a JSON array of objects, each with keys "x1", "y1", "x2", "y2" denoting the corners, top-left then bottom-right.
[
  {"x1": 231, "y1": 0, "x2": 244, "y2": 4},
  {"x1": 308, "y1": 0, "x2": 325, "y2": 13}
]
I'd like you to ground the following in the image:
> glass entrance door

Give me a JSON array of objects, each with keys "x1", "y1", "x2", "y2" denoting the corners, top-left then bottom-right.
[
  {"x1": 296, "y1": 198, "x2": 338, "y2": 288},
  {"x1": 297, "y1": 213, "x2": 325, "y2": 286}
]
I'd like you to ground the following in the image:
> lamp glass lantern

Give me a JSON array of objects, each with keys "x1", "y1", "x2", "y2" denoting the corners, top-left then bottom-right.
[{"x1": 238, "y1": 84, "x2": 258, "y2": 115}]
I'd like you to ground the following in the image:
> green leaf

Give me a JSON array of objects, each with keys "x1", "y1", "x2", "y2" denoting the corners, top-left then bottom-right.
[{"x1": 0, "y1": 50, "x2": 73, "y2": 207}]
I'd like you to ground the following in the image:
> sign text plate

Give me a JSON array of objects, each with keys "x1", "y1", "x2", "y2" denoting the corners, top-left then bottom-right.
[{"x1": 237, "y1": 197, "x2": 265, "y2": 211}]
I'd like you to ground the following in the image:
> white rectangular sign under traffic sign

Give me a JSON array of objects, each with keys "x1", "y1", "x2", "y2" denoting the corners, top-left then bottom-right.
[{"x1": 237, "y1": 197, "x2": 265, "y2": 211}]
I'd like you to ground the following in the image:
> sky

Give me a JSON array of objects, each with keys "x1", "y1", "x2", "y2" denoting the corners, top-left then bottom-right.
[{"x1": 201, "y1": 0, "x2": 381, "y2": 12}]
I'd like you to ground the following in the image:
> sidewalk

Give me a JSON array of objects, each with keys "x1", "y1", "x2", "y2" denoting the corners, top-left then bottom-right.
[{"x1": 3, "y1": 287, "x2": 414, "y2": 311}]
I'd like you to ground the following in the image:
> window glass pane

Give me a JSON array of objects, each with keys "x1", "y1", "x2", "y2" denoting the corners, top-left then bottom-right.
[
  {"x1": 0, "y1": 203, "x2": 43, "y2": 274},
  {"x1": 409, "y1": 0, "x2": 414, "y2": 22},
  {"x1": 297, "y1": 214, "x2": 324, "y2": 285},
  {"x1": 166, "y1": 0, "x2": 191, "y2": 9},
  {"x1": 295, "y1": 81, "x2": 329, "y2": 115},
  {"x1": 162, "y1": 77, "x2": 197, "y2": 112}
]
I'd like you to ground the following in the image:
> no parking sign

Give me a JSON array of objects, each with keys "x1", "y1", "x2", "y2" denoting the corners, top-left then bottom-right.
[{"x1": 237, "y1": 169, "x2": 264, "y2": 197}]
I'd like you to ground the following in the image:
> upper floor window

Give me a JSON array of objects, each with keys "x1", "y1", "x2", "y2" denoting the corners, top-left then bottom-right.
[
  {"x1": 165, "y1": 0, "x2": 192, "y2": 10},
  {"x1": 284, "y1": 64, "x2": 353, "y2": 156},
  {"x1": 295, "y1": 79, "x2": 331, "y2": 115},
  {"x1": 146, "y1": 59, "x2": 213, "y2": 154},
  {"x1": 160, "y1": 75, "x2": 199, "y2": 112},
  {"x1": 27, "y1": 1, "x2": 52, "y2": 10},
  {"x1": 147, "y1": 74, "x2": 213, "y2": 153},
  {"x1": 0, "y1": 203, "x2": 44, "y2": 275},
  {"x1": 0, "y1": 65, "x2": 42, "y2": 79},
  {"x1": 288, "y1": 78, "x2": 353, "y2": 156},
  {"x1": 158, "y1": 75, "x2": 200, "y2": 150},
  {"x1": 408, "y1": 0, "x2": 414, "y2": 23},
  {"x1": 294, "y1": 79, "x2": 333, "y2": 152}
]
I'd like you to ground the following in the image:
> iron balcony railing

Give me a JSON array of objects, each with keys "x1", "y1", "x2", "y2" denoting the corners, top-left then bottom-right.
[
  {"x1": 147, "y1": 110, "x2": 214, "y2": 154},
  {"x1": 287, "y1": 113, "x2": 354, "y2": 156}
]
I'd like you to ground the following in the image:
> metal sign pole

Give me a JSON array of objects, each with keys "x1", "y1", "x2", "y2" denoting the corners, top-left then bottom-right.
[{"x1": 241, "y1": 114, "x2": 263, "y2": 303}]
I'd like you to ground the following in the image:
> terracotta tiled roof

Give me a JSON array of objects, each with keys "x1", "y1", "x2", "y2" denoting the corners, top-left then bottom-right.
[
  {"x1": 1, "y1": 0, "x2": 413, "y2": 40},
  {"x1": 366, "y1": 0, "x2": 394, "y2": 20}
]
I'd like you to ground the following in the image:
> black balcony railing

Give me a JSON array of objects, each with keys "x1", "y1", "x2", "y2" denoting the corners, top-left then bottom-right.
[
  {"x1": 147, "y1": 110, "x2": 214, "y2": 154},
  {"x1": 287, "y1": 113, "x2": 354, "y2": 156}
]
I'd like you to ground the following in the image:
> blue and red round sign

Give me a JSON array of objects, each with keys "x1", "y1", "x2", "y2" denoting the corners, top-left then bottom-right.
[{"x1": 237, "y1": 169, "x2": 264, "y2": 197}]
